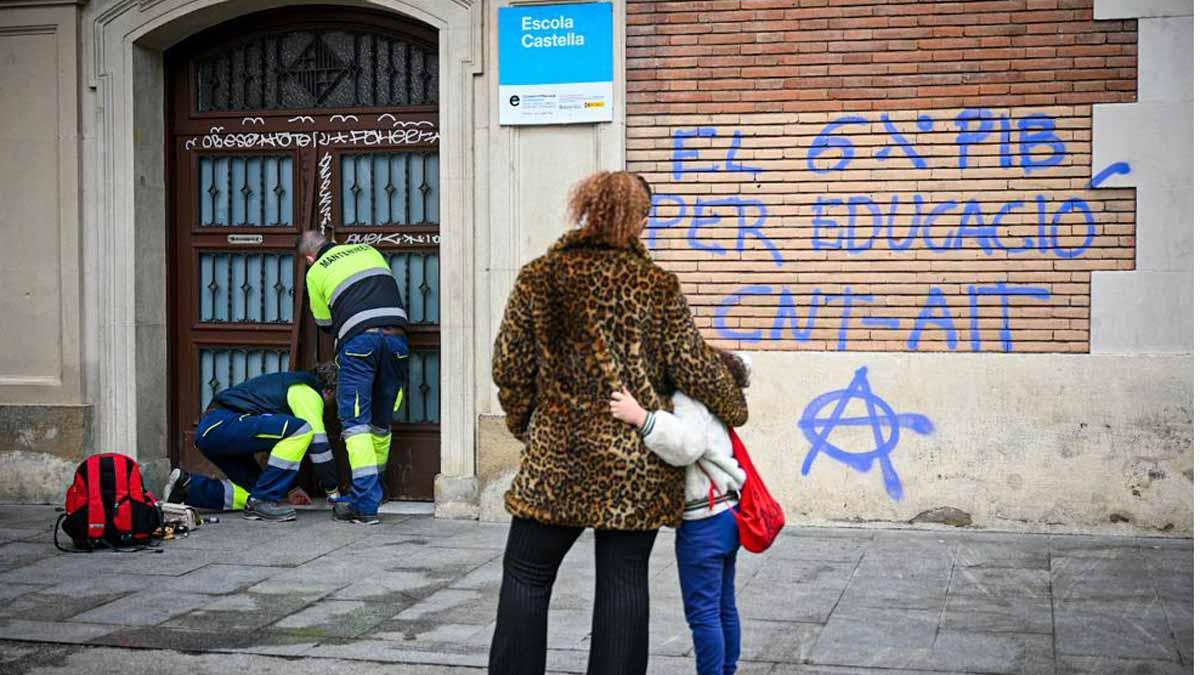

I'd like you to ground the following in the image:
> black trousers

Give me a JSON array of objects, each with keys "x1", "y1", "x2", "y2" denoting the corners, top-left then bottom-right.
[{"x1": 489, "y1": 516, "x2": 659, "y2": 675}]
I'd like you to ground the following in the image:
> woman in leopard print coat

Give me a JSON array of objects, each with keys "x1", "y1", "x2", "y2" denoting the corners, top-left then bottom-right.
[{"x1": 488, "y1": 171, "x2": 748, "y2": 675}]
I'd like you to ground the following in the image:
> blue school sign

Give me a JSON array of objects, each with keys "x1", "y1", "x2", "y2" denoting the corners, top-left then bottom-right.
[{"x1": 498, "y1": 2, "x2": 614, "y2": 125}]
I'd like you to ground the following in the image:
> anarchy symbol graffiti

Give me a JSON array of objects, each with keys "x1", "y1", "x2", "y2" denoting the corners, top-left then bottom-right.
[{"x1": 797, "y1": 367, "x2": 934, "y2": 501}]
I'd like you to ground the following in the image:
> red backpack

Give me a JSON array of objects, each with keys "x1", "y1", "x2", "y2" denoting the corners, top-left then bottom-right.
[
  {"x1": 728, "y1": 429, "x2": 785, "y2": 553},
  {"x1": 56, "y1": 453, "x2": 162, "y2": 552}
]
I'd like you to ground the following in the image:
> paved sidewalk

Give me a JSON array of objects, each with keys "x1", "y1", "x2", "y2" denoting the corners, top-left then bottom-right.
[{"x1": 0, "y1": 505, "x2": 1191, "y2": 674}]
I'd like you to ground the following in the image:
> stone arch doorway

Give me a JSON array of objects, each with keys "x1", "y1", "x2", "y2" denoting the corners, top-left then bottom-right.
[
  {"x1": 89, "y1": 0, "x2": 480, "y2": 511},
  {"x1": 165, "y1": 6, "x2": 441, "y2": 500}
]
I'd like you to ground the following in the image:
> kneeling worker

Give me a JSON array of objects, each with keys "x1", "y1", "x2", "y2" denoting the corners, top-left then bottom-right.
[{"x1": 161, "y1": 362, "x2": 341, "y2": 522}]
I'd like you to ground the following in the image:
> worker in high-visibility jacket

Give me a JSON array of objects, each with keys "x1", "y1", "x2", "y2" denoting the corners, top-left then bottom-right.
[
  {"x1": 297, "y1": 230, "x2": 409, "y2": 525},
  {"x1": 161, "y1": 363, "x2": 341, "y2": 522}
]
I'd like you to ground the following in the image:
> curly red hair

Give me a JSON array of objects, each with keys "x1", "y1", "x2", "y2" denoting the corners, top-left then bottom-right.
[{"x1": 567, "y1": 171, "x2": 653, "y2": 246}]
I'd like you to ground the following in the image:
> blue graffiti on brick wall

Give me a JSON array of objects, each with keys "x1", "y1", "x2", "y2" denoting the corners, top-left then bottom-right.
[
  {"x1": 798, "y1": 367, "x2": 934, "y2": 500},
  {"x1": 647, "y1": 109, "x2": 1131, "y2": 352}
]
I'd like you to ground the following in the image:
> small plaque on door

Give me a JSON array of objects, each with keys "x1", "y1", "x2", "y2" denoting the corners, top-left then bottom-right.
[{"x1": 227, "y1": 234, "x2": 264, "y2": 245}]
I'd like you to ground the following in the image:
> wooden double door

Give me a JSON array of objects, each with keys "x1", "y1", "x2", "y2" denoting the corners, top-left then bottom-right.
[{"x1": 165, "y1": 7, "x2": 442, "y2": 500}]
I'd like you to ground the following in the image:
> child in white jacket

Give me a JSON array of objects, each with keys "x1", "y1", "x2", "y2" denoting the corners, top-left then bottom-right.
[{"x1": 610, "y1": 350, "x2": 750, "y2": 675}]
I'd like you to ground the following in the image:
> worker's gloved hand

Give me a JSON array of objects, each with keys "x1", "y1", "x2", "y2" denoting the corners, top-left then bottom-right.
[{"x1": 287, "y1": 487, "x2": 312, "y2": 506}]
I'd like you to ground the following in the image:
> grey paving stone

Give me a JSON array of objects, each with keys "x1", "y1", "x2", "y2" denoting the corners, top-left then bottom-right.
[
  {"x1": 1057, "y1": 656, "x2": 1189, "y2": 675},
  {"x1": 1162, "y1": 599, "x2": 1193, "y2": 664},
  {"x1": 384, "y1": 517, "x2": 509, "y2": 550},
  {"x1": 642, "y1": 655, "x2": 777, "y2": 675},
  {"x1": 0, "y1": 589, "x2": 133, "y2": 623},
  {"x1": 92, "y1": 625, "x2": 315, "y2": 653},
  {"x1": 163, "y1": 592, "x2": 326, "y2": 633},
  {"x1": 741, "y1": 559, "x2": 856, "y2": 622},
  {"x1": 647, "y1": 610, "x2": 692, "y2": 657},
  {"x1": 391, "y1": 588, "x2": 493, "y2": 625},
  {"x1": 70, "y1": 591, "x2": 215, "y2": 626},
  {"x1": 0, "y1": 619, "x2": 119, "y2": 644},
  {"x1": 0, "y1": 506, "x2": 58, "y2": 529},
  {"x1": 0, "y1": 527, "x2": 45, "y2": 544},
  {"x1": 1054, "y1": 598, "x2": 1177, "y2": 660},
  {"x1": 368, "y1": 621, "x2": 492, "y2": 652},
  {"x1": 810, "y1": 606, "x2": 941, "y2": 668},
  {"x1": 545, "y1": 609, "x2": 593, "y2": 651},
  {"x1": 0, "y1": 541, "x2": 57, "y2": 572},
  {"x1": 332, "y1": 569, "x2": 454, "y2": 602},
  {"x1": 941, "y1": 594, "x2": 1054, "y2": 634},
  {"x1": 171, "y1": 564, "x2": 283, "y2": 594},
  {"x1": 447, "y1": 559, "x2": 502, "y2": 592},
  {"x1": 927, "y1": 630, "x2": 1054, "y2": 674},
  {"x1": 739, "y1": 619, "x2": 821, "y2": 663},
  {"x1": 0, "y1": 582, "x2": 42, "y2": 603},
  {"x1": 859, "y1": 540, "x2": 958, "y2": 571},
  {"x1": 739, "y1": 581, "x2": 845, "y2": 623},
  {"x1": 244, "y1": 577, "x2": 347, "y2": 596},
  {"x1": 955, "y1": 541, "x2": 1050, "y2": 569},
  {"x1": 1144, "y1": 547, "x2": 1193, "y2": 574},
  {"x1": 814, "y1": 605, "x2": 1052, "y2": 673},
  {"x1": 1150, "y1": 571, "x2": 1193, "y2": 602},
  {"x1": 305, "y1": 639, "x2": 489, "y2": 667},
  {"x1": 764, "y1": 535, "x2": 870, "y2": 562},
  {"x1": 853, "y1": 552, "x2": 953, "y2": 581},
  {"x1": 836, "y1": 574, "x2": 950, "y2": 610},
  {"x1": 272, "y1": 599, "x2": 398, "y2": 638},
  {"x1": 1049, "y1": 538, "x2": 1146, "y2": 563},
  {"x1": 1052, "y1": 557, "x2": 1158, "y2": 600},
  {"x1": 35, "y1": 574, "x2": 155, "y2": 597},
  {"x1": 949, "y1": 565, "x2": 1051, "y2": 598},
  {"x1": 0, "y1": 547, "x2": 219, "y2": 584}
]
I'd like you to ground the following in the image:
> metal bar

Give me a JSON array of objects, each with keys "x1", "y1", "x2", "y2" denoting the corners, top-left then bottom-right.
[
  {"x1": 352, "y1": 33, "x2": 360, "y2": 106},
  {"x1": 207, "y1": 160, "x2": 217, "y2": 225},
  {"x1": 259, "y1": 157, "x2": 266, "y2": 227},
  {"x1": 385, "y1": 154, "x2": 394, "y2": 225},
  {"x1": 260, "y1": 253, "x2": 267, "y2": 322},
  {"x1": 350, "y1": 158, "x2": 360, "y2": 226},
  {"x1": 275, "y1": 254, "x2": 285, "y2": 322},
  {"x1": 367, "y1": 151, "x2": 375, "y2": 225},
  {"x1": 405, "y1": 43, "x2": 412, "y2": 105},
  {"x1": 259, "y1": 39, "x2": 266, "y2": 109},
  {"x1": 209, "y1": 255, "x2": 218, "y2": 320},
  {"x1": 242, "y1": 255, "x2": 250, "y2": 321},
  {"x1": 239, "y1": 158, "x2": 248, "y2": 225},
  {"x1": 240, "y1": 45, "x2": 248, "y2": 109},
  {"x1": 388, "y1": 41, "x2": 394, "y2": 103},
  {"x1": 420, "y1": 353, "x2": 429, "y2": 423},
  {"x1": 224, "y1": 157, "x2": 232, "y2": 225},
  {"x1": 275, "y1": 38, "x2": 283, "y2": 108},
  {"x1": 420, "y1": 153, "x2": 428, "y2": 222},
  {"x1": 274, "y1": 157, "x2": 283, "y2": 226},
  {"x1": 420, "y1": 253, "x2": 429, "y2": 323},
  {"x1": 225, "y1": 253, "x2": 233, "y2": 323},
  {"x1": 402, "y1": 154, "x2": 410, "y2": 224},
  {"x1": 402, "y1": 252, "x2": 412, "y2": 312},
  {"x1": 371, "y1": 34, "x2": 377, "y2": 106}
]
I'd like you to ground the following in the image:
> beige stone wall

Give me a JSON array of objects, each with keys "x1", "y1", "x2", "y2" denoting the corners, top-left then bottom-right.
[
  {"x1": 0, "y1": 1, "x2": 88, "y2": 502},
  {"x1": 0, "y1": 1, "x2": 83, "y2": 405}
]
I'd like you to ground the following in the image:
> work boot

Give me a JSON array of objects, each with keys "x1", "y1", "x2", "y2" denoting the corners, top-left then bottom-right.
[
  {"x1": 331, "y1": 500, "x2": 380, "y2": 525},
  {"x1": 242, "y1": 497, "x2": 296, "y2": 522},
  {"x1": 161, "y1": 468, "x2": 191, "y2": 505}
]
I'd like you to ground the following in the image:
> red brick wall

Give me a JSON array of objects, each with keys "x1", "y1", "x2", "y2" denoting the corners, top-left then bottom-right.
[{"x1": 626, "y1": 0, "x2": 1138, "y2": 352}]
